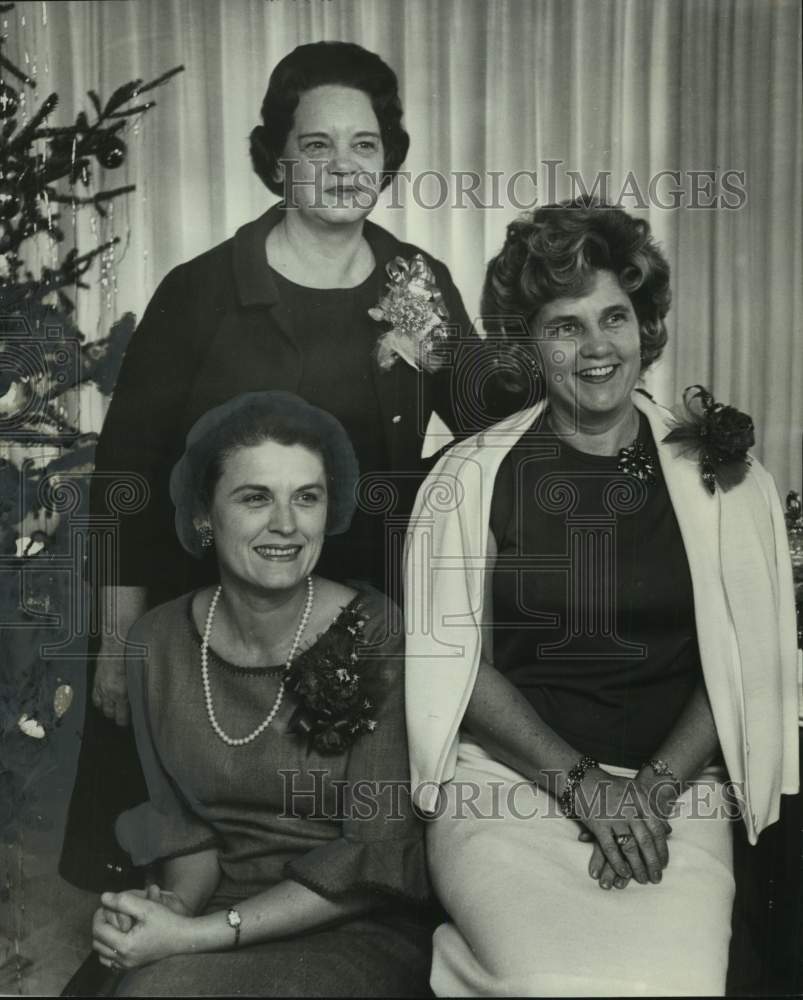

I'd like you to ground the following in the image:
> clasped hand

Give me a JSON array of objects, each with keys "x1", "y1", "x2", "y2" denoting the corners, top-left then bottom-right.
[
  {"x1": 573, "y1": 770, "x2": 675, "y2": 891},
  {"x1": 92, "y1": 885, "x2": 192, "y2": 970}
]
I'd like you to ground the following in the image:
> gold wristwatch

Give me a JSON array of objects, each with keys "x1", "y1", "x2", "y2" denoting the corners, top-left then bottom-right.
[{"x1": 226, "y1": 907, "x2": 242, "y2": 949}]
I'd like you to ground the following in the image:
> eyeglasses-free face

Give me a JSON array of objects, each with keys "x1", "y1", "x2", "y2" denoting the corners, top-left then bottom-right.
[
  {"x1": 534, "y1": 269, "x2": 642, "y2": 431},
  {"x1": 209, "y1": 439, "x2": 328, "y2": 595},
  {"x1": 278, "y1": 84, "x2": 385, "y2": 226}
]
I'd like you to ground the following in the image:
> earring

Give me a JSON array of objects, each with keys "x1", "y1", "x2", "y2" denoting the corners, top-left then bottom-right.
[{"x1": 197, "y1": 522, "x2": 214, "y2": 550}]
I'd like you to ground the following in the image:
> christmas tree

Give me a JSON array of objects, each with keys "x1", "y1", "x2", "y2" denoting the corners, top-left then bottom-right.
[{"x1": 0, "y1": 0, "x2": 182, "y2": 838}]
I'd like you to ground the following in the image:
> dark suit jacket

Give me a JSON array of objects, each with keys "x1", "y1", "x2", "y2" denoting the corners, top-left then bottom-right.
[{"x1": 91, "y1": 205, "x2": 493, "y2": 603}]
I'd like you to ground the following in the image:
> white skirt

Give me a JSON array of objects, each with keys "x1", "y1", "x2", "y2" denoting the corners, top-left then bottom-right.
[{"x1": 427, "y1": 740, "x2": 735, "y2": 997}]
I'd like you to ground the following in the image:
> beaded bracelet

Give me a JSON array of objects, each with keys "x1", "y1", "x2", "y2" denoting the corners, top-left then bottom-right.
[{"x1": 557, "y1": 753, "x2": 599, "y2": 819}]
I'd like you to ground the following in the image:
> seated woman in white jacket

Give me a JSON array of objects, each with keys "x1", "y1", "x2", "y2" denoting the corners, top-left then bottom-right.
[{"x1": 404, "y1": 200, "x2": 799, "y2": 997}]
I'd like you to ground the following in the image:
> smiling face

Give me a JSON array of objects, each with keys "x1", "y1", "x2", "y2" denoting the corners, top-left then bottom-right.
[
  {"x1": 535, "y1": 269, "x2": 642, "y2": 428},
  {"x1": 208, "y1": 439, "x2": 328, "y2": 595},
  {"x1": 278, "y1": 84, "x2": 385, "y2": 225}
]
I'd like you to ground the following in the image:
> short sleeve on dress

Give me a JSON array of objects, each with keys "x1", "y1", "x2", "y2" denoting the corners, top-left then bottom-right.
[
  {"x1": 284, "y1": 590, "x2": 430, "y2": 905},
  {"x1": 284, "y1": 832, "x2": 429, "y2": 905},
  {"x1": 116, "y1": 799, "x2": 218, "y2": 868},
  {"x1": 115, "y1": 620, "x2": 219, "y2": 866}
]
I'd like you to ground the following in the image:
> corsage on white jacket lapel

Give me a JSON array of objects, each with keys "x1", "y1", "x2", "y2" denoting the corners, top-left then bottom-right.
[{"x1": 404, "y1": 392, "x2": 799, "y2": 843}]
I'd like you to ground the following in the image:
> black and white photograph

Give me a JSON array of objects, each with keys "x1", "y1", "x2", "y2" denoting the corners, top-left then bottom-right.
[{"x1": 0, "y1": 0, "x2": 800, "y2": 996}]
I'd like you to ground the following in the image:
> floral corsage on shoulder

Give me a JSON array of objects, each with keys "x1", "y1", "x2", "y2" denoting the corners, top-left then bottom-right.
[
  {"x1": 663, "y1": 385, "x2": 755, "y2": 494},
  {"x1": 286, "y1": 601, "x2": 378, "y2": 754},
  {"x1": 368, "y1": 253, "x2": 451, "y2": 373}
]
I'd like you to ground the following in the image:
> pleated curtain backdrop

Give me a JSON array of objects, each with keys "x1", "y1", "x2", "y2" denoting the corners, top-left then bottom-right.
[{"x1": 5, "y1": 0, "x2": 802, "y2": 490}]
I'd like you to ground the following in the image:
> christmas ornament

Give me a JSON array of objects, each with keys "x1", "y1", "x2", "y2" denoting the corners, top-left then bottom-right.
[
  {"x1": 0, "y1": 81, "x2": 19, "y2": 118},
  {"x1": 53, "y1": 683, "x2": 74, "y2": 718},
  {"x1": 96, "y1": 134, "x2": 126, "y2": 169},
  {"x1": 17, "y1": 714, "x2": 46, "y2": 739},
  {"x1": 14, "y1": 535, "x2": 44, "y2": 556},
  {"x1": 0, "y1": 180, "x2": 20, "y2": 219},
  {"x1": 0, "y1": 372, "x2": 31, "y2": 414}
]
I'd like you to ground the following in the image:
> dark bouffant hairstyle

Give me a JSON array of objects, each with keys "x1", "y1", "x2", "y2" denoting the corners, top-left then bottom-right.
[
  {"x1": 481, "y1": 199, "x2": 671, "y2": 392},
  {"x1": 249, "y1": 41, "x2": 410, "y2": 195}
]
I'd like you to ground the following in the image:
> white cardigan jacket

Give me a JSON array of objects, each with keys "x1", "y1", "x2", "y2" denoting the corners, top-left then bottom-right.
[{"x1": 404, "y1": 392, "x2": 799, "y2": 844}]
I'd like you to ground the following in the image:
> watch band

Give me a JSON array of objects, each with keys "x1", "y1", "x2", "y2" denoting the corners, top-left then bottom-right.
[
  {"x1": 645, "y1": 758, "x2": 677, "y2": 781},
  {"x1": 643, "y1": 758, "x2": 682, "y2": 804},
  {"x1": 226, "y1": 907, "x2": 242, "y2": 949}
]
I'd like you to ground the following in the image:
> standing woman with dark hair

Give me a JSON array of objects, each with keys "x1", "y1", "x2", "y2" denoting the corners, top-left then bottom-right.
[{"x1": 61, "y1": 41, "x2": 481, "y2": 892}]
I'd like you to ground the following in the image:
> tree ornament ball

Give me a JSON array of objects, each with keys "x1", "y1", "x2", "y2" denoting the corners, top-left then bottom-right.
[
  {"x1": 54, "y1": 683, "x2": 74, "y2": 718},
  {"x1": 0, "y1": 379, "x2": 28, "y2": 417},
  {"x1": 96, "y1": 135, "x2": 127, "y2": 170},
  {"x1": 18, "y1": 713, "x2": 46, "y2": 739},
  {"x1": 0, "y1": 82, "x2": 19, "y2": 119},
  {"x1": 0, "y1": 182, "x2": 20, "y2": 219}
]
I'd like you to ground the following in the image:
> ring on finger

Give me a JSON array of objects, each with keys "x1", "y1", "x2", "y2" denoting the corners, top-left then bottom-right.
[{"x1": 615, "y1": 833, "x2": 634, "y2": 847}]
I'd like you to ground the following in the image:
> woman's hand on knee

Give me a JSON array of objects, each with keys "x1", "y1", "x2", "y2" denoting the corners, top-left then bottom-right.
[
  {"x1": 588, "y1": 817, "x2": 670, "y2": 885},
  {"x1": 587, "y1": 841, "x2": 631, "y2": 891},
  {"x1": 97, "y1": 884, "x2": 190, "y2": 939},
  {"x1": 100, "y1": 902, "x2": 134, "y2": 934},
  {"x1": 92, "y1": 890, "x2": 193, "y2": 969},
  {"x1": 577, "y1": 832, "x2": 628, "y2": 890},
  {"x1": 575, "y1": 773, "x2": 672, "y2": 886}
]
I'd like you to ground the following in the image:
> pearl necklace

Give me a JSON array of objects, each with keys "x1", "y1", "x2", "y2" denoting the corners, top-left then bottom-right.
[{"x1": 201, "y1": 577, "x2": 315, "y2": 747}]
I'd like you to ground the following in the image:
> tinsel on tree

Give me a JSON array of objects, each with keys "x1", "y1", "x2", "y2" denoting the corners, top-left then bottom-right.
[{"x1": 0, "y1": 1, "x2": 182, "y2": 838}]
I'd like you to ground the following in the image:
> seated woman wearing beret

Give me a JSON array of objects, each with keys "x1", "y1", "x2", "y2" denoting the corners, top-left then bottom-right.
[{"x1": 81, "y1": 391, "x2": 433, "y2": 997}]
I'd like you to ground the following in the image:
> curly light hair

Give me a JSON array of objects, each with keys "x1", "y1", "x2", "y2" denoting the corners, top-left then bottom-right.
[{"x1": 481, "y1": 199, "x2": 671, "y2": 393}]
